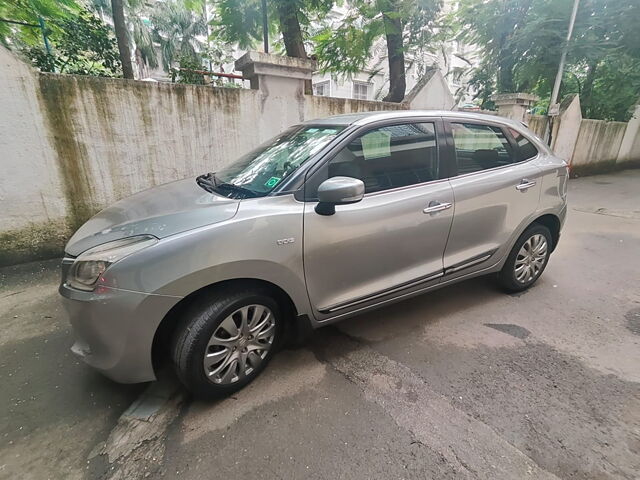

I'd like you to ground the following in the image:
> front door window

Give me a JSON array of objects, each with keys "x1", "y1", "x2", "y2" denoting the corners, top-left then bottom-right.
[{"x1": 319, "y1": 122, "x2": 438, "y2": 195}]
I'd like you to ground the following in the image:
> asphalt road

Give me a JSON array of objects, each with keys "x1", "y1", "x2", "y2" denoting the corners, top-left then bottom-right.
[{"x1": 1, "y1": 170, "x2": 639, "y2": 479}]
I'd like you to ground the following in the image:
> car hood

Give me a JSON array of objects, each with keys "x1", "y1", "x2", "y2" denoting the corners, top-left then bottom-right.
[{"x1": 65, "y1": 178, "x2": 239, "y2": 256}]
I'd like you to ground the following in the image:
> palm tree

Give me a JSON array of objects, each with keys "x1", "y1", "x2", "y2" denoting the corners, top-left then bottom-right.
[
  {"x1": 88, "y1": 0, "x2": 157, "y2": 78},
  {"x1": 127, "y1": 0, "x2": 158, "y2": 78},
  {"x1": 151, "y1": 0, "x2": 206, "y2": 71}
]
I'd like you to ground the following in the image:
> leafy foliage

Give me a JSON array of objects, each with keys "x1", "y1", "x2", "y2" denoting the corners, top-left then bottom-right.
[
  {"x1": 315, "y1": 0, "x2": 441, "y2": 73},
  {"x1": 0, "y1": 0, "x2": 79, "y2": 47},
  {"x1": 23, "y1": 10, "x2": 121, "y2": 76},
  {"x1": 210, "y1": 0, "x2": 268, "y2": 50},
  {"x1": 454, "y1": 0, "x2": 640, "y2": 120},
  {"x1": 151, "y1": 0, "x2": 207, "y2": 70},
  {"x1": 170, "y1": 54, "x2": 205, "y2": 83},
  {"x1": 210, "y1": 0, "x2": 334, "y2": 57},
  {"x1": 314, "y1": 0, "x2": 442, "y2": 101}
]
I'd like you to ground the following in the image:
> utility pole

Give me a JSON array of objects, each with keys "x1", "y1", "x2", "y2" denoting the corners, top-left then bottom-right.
[
  {"x1": 261, "y1": 0, "x2": 269, "y2": 53},
  {"x1": 546, "y1": 0, "x2": 580, "y2": 144}
]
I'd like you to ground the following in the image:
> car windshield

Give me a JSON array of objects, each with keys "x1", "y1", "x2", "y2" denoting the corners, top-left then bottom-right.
[{"x1": 200, "y1": 125, "x2": 344, "y2": 198}]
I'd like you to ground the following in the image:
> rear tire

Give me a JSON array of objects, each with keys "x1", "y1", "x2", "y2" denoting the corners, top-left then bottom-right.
[
  {"x1": 171, "y1": 288, "x2": 282, "y2": 400},
  {"x1": 497, "y1": 224, "x2": 552, "y2": 293}
]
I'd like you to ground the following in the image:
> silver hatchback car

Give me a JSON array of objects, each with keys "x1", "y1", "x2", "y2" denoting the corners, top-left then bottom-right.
[{"x1": 60, "y1": 111, "x2": 568, "y2": 398}]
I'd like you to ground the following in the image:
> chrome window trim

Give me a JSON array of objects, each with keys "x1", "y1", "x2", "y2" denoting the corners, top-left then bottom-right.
[
  {"x1": 447, "y1": 155, "x2": 539, "y2": 181},
  {"x1": 361, "y1": 176, "x2": 451, "y2": 198}
]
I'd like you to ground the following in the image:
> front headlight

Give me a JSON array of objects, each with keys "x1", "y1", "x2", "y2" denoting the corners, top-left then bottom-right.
[{"x1": 67, "y1": 236, "x2": 158, "y2": 291}]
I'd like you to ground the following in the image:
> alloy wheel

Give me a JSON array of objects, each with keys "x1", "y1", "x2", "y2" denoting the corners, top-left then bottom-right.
[
  {"x1": 514, "y1": 233, "x2": 548, "y2": 284},
  {"x1": 203, "y1": 304, "x2": 276, "y2": 384}
]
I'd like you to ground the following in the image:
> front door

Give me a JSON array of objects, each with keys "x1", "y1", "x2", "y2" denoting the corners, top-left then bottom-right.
[
  {"x1": 442, "y1": 120, "x2": 542, "y2": 277},
  {"x1": 302, "y1": 120, "x2": 454, "y2": 321}
]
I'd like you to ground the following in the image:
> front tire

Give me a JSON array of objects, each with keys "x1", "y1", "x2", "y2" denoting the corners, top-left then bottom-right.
[
  {"x1": 171, "y1": 288, "x2": 282, "y2": 399},
  {"x1": 498, "y1": 224, "x2": 552, "y2": 293}
]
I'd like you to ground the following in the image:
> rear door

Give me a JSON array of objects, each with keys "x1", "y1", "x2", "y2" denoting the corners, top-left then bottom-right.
[{"x1": 442, "y1": 119, "x2": 542, "y2": 277}]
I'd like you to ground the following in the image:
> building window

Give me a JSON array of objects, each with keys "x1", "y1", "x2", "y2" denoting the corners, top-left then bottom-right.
[
  {"x1": 353, "y1": 81, "x2": 371, "y2": 100},
  {"x1": 313, "y1": 81, "x2": 330, "y2": 97}
]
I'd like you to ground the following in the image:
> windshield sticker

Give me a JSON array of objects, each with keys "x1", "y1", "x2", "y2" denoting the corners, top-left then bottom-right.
[{"x1": 265, "y1": 176, "x2": 282, "y2": 188}]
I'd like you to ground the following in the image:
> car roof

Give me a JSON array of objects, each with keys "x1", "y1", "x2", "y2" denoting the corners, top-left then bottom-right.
[{"x1": 305, "y1": 110, "x2": 526, "y2": 130}]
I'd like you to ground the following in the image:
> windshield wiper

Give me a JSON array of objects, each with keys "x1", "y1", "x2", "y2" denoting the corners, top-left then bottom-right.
[
  {"x1": 215, "y1": 182, "x2": 258, "y2": 198},
  {"x1": 196, "y1": 172, "x2": 219, "y2": 193},
  {"x1": 196, "y1": 172, "x2": 257, "y2": 198}
]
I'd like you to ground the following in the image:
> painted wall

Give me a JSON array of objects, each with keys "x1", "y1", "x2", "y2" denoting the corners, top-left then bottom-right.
[
  {"x1": 527, "y1": 115, "x2": 547, "y2": 138},
  {"x1": 403, "y1": 68, "x2": 455, "y2": 111},
  {"x1": 2, "y1": 43, "x2": 638, "y2": 266},
  {"x1": 618, "y1": 105, "x2": 640, "y2": 164},
  {"x1": 0, "y1": 46, "x2": 405, "y2": 265},
  {"x1": 550, "y1": 94, "x2": 583, "y2": 164},
  {"x1": 571, "y1": 120, "x2": 627, "y2": 168},
  {"x1": 525, "y1": 95, "x2": 640, "y2": 176}
]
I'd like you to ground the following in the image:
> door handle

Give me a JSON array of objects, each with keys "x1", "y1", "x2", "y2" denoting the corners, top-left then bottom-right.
[
  {"x1": 516, "y1": 179, "x2": 537, "y2": 191},
  {"x1": 423, "y1": 201, "x2": 452, "y2": 214}
]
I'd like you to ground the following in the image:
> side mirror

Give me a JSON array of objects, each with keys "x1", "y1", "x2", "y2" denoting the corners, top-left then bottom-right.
[{"x1": 315, "y1": 176, "x2": 365, "y2": 216}]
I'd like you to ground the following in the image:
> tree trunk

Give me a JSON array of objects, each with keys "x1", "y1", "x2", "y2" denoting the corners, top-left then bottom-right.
[
  {"x1": 497, "y1": 57, "x2": 515, "y2": 93},
  {"x1": 275, "y1": 0, "x2": 307, "y2": 59},
  {"x1": 381, "y1": 6, "x2": 406, "y2": 103},
  {"x1": 581, "y1": 60, "x2": 599, "y2": 118},
  {"x1": 111, "y1": 0, "x2": 134, "y2": 79}
]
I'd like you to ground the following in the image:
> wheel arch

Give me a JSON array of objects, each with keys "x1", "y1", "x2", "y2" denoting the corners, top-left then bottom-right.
[
  {"x1": 532, "y1": 213, "x2": 561, "y2": 251},
  {"x1": 151, "y1": 278, "x2": 302, "y2": 373}
]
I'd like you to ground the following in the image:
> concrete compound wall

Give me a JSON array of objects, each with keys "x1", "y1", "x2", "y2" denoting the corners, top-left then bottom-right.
[
  {"x1": 618, "y1": 105, "x2": 640, "y2": 164},
  {"x1": 402, "y1": 68, "x2": 456, "y2": 111},
  {"x1": 1, "y1": 42, "x2": 637, "y2": 266},
  {"x1": 541, "y1": 94, "x2": 640, "y2": 176},
  {"x1": 527, "y1": 115, "x2": 547, "y2": 138},
  {"x1": 0, "y1": 46, "x2": 409, "y2": 265},
  {"x1": 571, "y1": 119, "x2": 628, "y2": 169}
]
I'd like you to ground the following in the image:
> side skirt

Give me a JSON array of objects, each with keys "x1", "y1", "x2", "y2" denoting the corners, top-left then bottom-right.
[{"x1": 313, "y1": 258, "x2": 503, "y2": 327}]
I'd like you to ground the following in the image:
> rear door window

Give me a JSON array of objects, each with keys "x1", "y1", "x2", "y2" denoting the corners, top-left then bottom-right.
[
  {"x1": 451, "y1": 123, "x2": 516, "y2": 174},
  {"x1": 509, "y1": 128, "x2": 539, "y2": 161}
]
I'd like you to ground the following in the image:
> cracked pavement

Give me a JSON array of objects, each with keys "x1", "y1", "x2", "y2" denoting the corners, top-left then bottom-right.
[{"x1": 1, "y1": 169, "x2": 639, "y2": 479}]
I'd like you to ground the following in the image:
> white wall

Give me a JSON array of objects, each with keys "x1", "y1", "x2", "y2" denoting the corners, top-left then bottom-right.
[
  {"x1": 2, "y1": 44, "x2": 637, "y2": 265},
  {"x1": 571, "y1": 120, "x2": 627, "y2": 168},
  {"x1": 0, "y1": 46, "x2": 408, "y2": 265},
  {"x1": 551, "y1": 94, "x2": 582, "y2": 163},
  {"x1": 0, "y1": 46, "x2": 67, "y2": 230},
  {"x1": 617, "y1": 104, "x2": 640, "y2": 164},
  {"x1": 403, "y1": 69, "x2": 455, "y2": 111}
]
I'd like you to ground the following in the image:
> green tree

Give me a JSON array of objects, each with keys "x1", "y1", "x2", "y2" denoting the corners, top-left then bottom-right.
[
  {"x1": 127, "y1": 0, "x2": 159, "y2": 76},
  {"x1": 151, "y1": 0, "x2": 207, "y2": 71},
  {"x1": 24, "y1": 10, "x2": 120, "y2": 76},
  {"x1": 211, "y1": 0, "x2": 334, "y2": 59},
  {"x1": 454, "y1": 0, "x2": 640, "y2": 120},
  {"x1": 314, "y1": 0, "x2": 442, "y2": 102},
  {"x1": 110, "y1": 0, "x2": 134, "y2": 78},
  {"x1": 88, "y1": 0, "x2": 159, "y2": 77},
  {"x1": 0, "y1": 0, "x2": 78, "y2": 49}
]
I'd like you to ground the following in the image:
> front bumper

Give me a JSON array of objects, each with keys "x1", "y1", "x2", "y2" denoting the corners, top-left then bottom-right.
[{"x1": 59, "y1": 282, "x2": 181, "y2": 383}]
